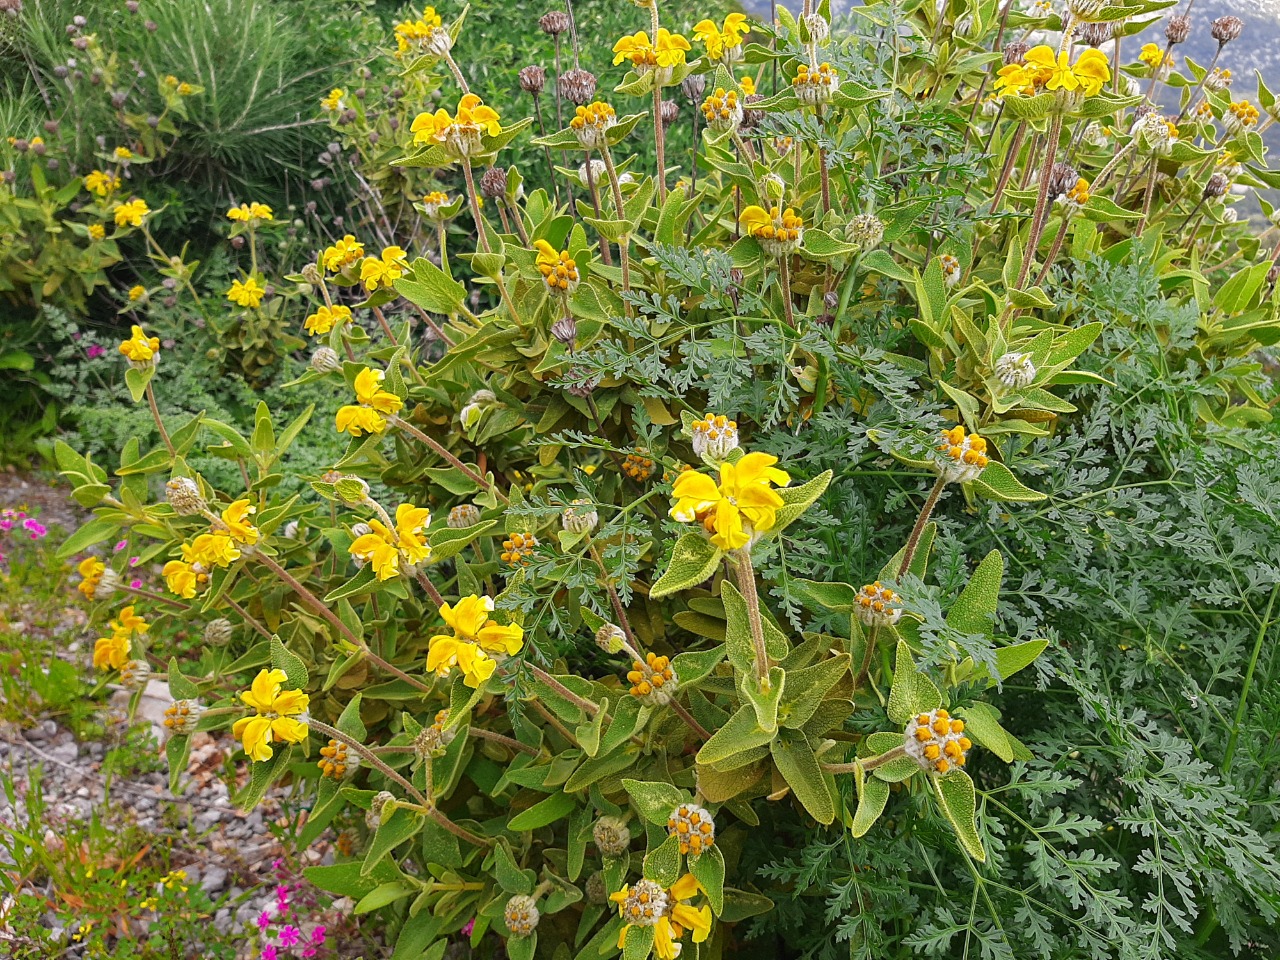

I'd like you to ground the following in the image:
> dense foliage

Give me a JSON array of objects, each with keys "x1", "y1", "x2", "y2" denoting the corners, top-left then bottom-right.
[{"x1": 38, "y1": 0, "x2": 1280, "y2": 959}]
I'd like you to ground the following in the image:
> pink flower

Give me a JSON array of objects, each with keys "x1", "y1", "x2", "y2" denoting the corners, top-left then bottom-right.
[
  {"x1": 24, "y1": 520, "x2": 47, "y2": 539},
  {"x1": 130, "y1": 579, "x2": 142, "y2": 589},
  {"x1": 86, "y1": 344, "x2": 105, "y2": 359},
  {"x1": 278, "y1": 925, "x2": 301, "y2": 948},
  {"x1": 114, "y1": 540, "x2": 128, "y2": 552},
  {"x1": 461, "y1": 918, "x2": 475, "y2": 937},
  {"x1": 128, "y1": 555, "x2": 140, "y2": 566},
  {"x1": 257, "y1": 911, "x2": 271, "y2": 930},
  {"x1": 302, "y1": 950, "x2": 317, "y2": 959},
  {"x1": 261, "y1": 947, "x2": 278, "y2": 960},
  {"x1": 311, "y1": 925, "x2": 327, "y2": 944}
]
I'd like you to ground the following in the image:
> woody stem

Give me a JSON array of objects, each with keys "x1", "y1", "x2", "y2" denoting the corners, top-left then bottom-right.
[
  {"x1": 731, "y1": 548, "x2": 772, "y2": 683},
  {"x1": 390, "y1": 416, "x2": 509, "y2": 505},
  {"x1": 898, "y1": 475, "x2": 946, "y2": 578},
  {"x1": 146, "y1": 382, "x2": 175, "y2": 456}
]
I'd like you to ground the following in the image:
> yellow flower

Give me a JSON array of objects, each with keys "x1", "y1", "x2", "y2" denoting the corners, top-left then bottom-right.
[
  {"x1": 426, "y1": 595, "x2": 524, "y2": 688},
  {"x1": 693, "y1": 13, "x2": 749, "y2": 60},
  {"x1": 1139, "y1": 42, "x2": 1163, "y2": 68},
  {"x1": 118, "y1": 325, "x2": 160, "y2": 365},
  {"x1": 178, "y1": 82, "x2": 193, "y2": 96},
  {"x1": 322, "y1": 235, "x2": 365, "y2": 272},
  {"x1": 190, "y1": 531, "x2": 240, "y2": 568},
  {"x1": 612, "y1": 28, "x2": 692, "y2": 71},
  {"x1": 993, "y1": 63, "x2": 1036, "y2": 98},
  {"x1": 227, "y1": 202, "x2": 274, "y2": 223},
  {"x1": 93, "y1": 630, "x2": 131, "y2": 670},
  {"x1": 111, "y1": 604, "x2": 149, "y2": 637},
  {"x1": 128, "y1": 284, "x2": 145, "y2": 301},
  {"x1": 612, "y1": 874, "x2": 712, "y2": 960},
  {"x1": 739, "y1": 205, "x2": 804, "y2": 255},
  {"x1": 739, "y1": 73, "x2": 756, "y2": 96},
  {"x1": 410, "y1": 94, "x2": 502, "y2": 158},
  {"x1": 336, "y1": 367, "x2": 403, "y2": 436},
  {"x1": 77, "y1": 557, "x2": 105, "y2": 599},
  {"x1": 114, "y1": 147, "x2": 133, "y2": 161},
  {"x1": 113, "y1": 198, "x2": 149, "y2": 227},
  {"x1": 359, "y1": 245, "x2": 409, "y2": 291},
  {"x1": 88, "y1": 223, "x2": 105, "y2": 241},
  {"x1": 669, "y1": 451, "x2": 791, "y2": 551},
  {"x1": 222, "y1": 499, "x2": 259, "y2": 545},
  {"x1": 1021, "y1": 45, "x2": 1109, "y2": 98},
  {"x1": 320, "y1": 88, "x2": 345, "y2": 112},
  {"x1": 349, "y1": 503, "x2": 433, "y2": 580},
  {"x1": 394, "y1": 10, "x2": 446, "y2": 54},
  {"x1": 232, "y1": 669, "x2": 309, "y2": 762},
  {"x1": 533, "y1": 239, "x2": 579, "y2": 292},
  {"x1": 304, "y1": 304, "x2": 353, "y2": 336},
  {"x1": 162, "y1": 545, "x2": 208, "y2": 598},
  {"x1": 1072, "y1": 49, "x2": 1111, "y2": 96},
  {"x1": 84, "y1": 170, "x2": 120, "y2": 197},
  {"x1": 227, "y1": 277, "x2": 266, "y2": 308}
]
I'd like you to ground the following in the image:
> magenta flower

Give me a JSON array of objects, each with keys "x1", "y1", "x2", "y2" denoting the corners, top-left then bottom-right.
[
  {"x1": 24, "y1": 520, "x2": 47, "y2": 539},
  {"x1": 86, "y1": 344, "x2": 105, "y2": 359},
  {"x1": 462, "y1": 918, "x2": 476, "y2": 936},
  {"x1": 257, "y1": 911, "x2": 272, "y2": 930},
  {"x1": 261, "y1": 947, "x2": 278, "y2": 960},
  {"x1": 302, "y1": 950, "x2": 317, "y2": 959},
  {"x1": 130, "y1": 579, "x2": 142, "y2": 589},
  {"x1": 278, "y1": 925, "x2": 301, "y2": 948},
  {"x1": 311, "y1": 925, "x2": 327, "y2": 944},
  {"x1": 114, "y1": 539, "x2": 128, "y2": 552}
]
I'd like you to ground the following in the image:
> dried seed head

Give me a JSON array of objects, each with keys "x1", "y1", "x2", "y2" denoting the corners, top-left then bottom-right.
[
  {"x1": 518, "y1": 64, "x2": 546, "y2": 95},
  {"x1": 1203, "y1": 171, "x2": 1230, "y2": 199},
  {"x1": 539, "y1": 10, "x2": 570, "y2": 35},
  {"x1": 905, "y1": 708, "x2": 973, "y2": 775},
  {"x1": 994, "y1": 351, "x2": 1037, "y2": 389},
  {"x1": 1003, "y1": 40, "x2": 1029, "y2": 65},
  {"x1": 1076, "y1": 20, "x2": 1113, "y2": 46},
  {"x1": 561, "y1": 498, "x2": 598, "y2": 534},
  {"x1": 204, "y1": 618, "x2": 233, "y2": 647},
  {"x1": 558, "y1": 68, "x2": 597, "y2": 105},
  {"x1": 595, "y1": 623, "x2": 627, "y2": 655},
  {"x1": 660, "y1": 99, "x2": 679, "y2": 126},
  {"x1": 479, "y1": 166, "x2": 507, "y2": 199},
  {"x1": 311, "y1": 346, "x2": 341, "y2": 374},
  {"x1": 855, "y1": 581, "x2": 903, "y2": 626},
  {"x1": 165, "y1": 476, "x2": 206, "y2": 515},
  {"x1": 163, "y1": 699, "x2": 204, "y2": 735},
  {"x1": 666, "y1": 803, "x2": 716, "y2": 856},
  {"x1": 504, "y1": 895, "x2": 540, "y2": 937},
  {"x1": 739, "y1": 93, "x2": 766, "y2": 129},
  {"x1": 565, "y1": 366, "x2": 598, "y2": 397},
  {"x1": 935, "y1": 424, "x2": 989, "y2": 484},
  {"x1": 847, "y1": 213, "x2": 885, "y2": 249},
  {"x1": 1045, "y1": 162, "x2": 1080, "y2": 200},
  {"x1": 593, "y1": 815, "x2": 632, "y2": 857},
  {"x1": 1211, "y1": 15, "x2": 1243, "y2": 44},
  {"x1": 681, "y1": 73, "x2": 706, "y2": 101},
  {"x1": 1165, "y1": 14, "x2": 1191, "y2": 45}
]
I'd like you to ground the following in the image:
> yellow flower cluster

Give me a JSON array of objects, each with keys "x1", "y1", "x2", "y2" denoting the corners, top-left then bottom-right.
[
  {"x1": 534, "y1": 239, "x2": 579, "y2": 292},
  {"x1": 394, "y1": 8, "x2": 444, "y2": 53},
  {"x1": 322, "y1": 234, "x2": 365, "y2": 272},
  {"x1": 1227, "y1": 99, "x2": 1260, "y2": 129},
  {"x1": 667, "y1": 802, "x2": 715, "y2": 856},
  {"x1": 113, "y1": 198, "x2": 150, "y2": 228},
  {"x1": 349, "y1": 503, "x2": 432, "y2": 580},
  {"x1": 1064, "y1": 177, "x2": 1091, "y2": 205},
  {"x1": 995, "y1": 46, "x2": 1110, "y2": 98},
  {"x1": 226, "y1": 277, "x2": 266, "y2": 308},
  {"x1": 162, "y1": 499, "x2": 260, "y2": 598},
  {"x1": 304, "y1": 303, "x2": 352, "y2": 336},
  {"x1": 612, "y1": 875, "x2": 712, "y2": 960},
  {"x1": 621, "y1": 452, "x2": 655, "y2": 482},
  {"x1": 670, "y1": 451, "x2": 791, "y2": 551},
  {"x1": 226, "y1": 202, "x2": 273, "y2": 222},
  {"x1": 128, "y1": 284, "x2": 146, "y2": 302},
  {"x1": 118, "y1": 325, "x2": 160, "y2": 366},
  {"x1": 410, "y1": 94, "x2": 502, "y2": 158},
  {"x1": 359, "y1": 245, "x2": 409, "y2": 291},
  {"x1": 320, "y1": 88, "x2": 345, "y2": 112},
  {"x1": 612, "y1": 28, "x2": 691, "y2": 71},
  {"x1": 693, "y1": 13, "x2": 748, "y2": 60},
  {"x1": 426, "y1": 595, "x2": 524, "y2": 689},
  {"x1": 740, "y1": 205, "x2": 804, "y2": 255},
  {"x1": 1138, "y1": 42, "x2": 1173, "y2": 70},
  {"x1": 627, "y1": 652, "x2": 676, "y2": 701},
  {"x1": 336, "y1": 367, "x2": 403, "y2": 436},
  {"x1": 233, "y1": 669, "x2": 309, "y2": 762},
  {"x1": 93, "y1": 605, "x2": 149, "y2": 671},
  {"x1": 77, "y1": 557, "x2": 105, "y2": 599},
  {"x1": 317, "y1": 739, "x2": 350, "y2": 779},
  {"x1": 84, "y1": 170, "x2": 121, "y2": 197},
  {"x1": 570, "y1": 101, "x2": 617, "y2": 147},
  {"x1": 905, "y1": 708, "x2": 972, "y2": 775},
  {"x1": 792, "y1": 62, "x2": 838, "y2": 95},
  {"x1": 701, "y1": 87, "x2": 740, "y2": 125}
]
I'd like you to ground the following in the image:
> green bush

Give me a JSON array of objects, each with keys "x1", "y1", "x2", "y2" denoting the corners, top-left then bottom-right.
[{"x1": 53, "y1": 3, "x2": 1280, "y2": 960}]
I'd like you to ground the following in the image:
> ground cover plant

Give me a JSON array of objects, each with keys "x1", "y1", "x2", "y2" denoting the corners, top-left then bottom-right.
[{"x1": 28, "y1": 0, "x2": 1280, "y2": 958}]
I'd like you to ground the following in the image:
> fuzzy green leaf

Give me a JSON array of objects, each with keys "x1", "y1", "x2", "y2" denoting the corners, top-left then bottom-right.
[
  {"x1": 650, "y1": 533, "x2": 723, "y2": 599},
  {"x1": 771, "y1": 735, "x2": 836, "y2": 824},
  {"x1": 623, "y1": 779, "x2": 687, "y2": 826},
  {"x1": 850, "y1": 776, "x2": 890, "y2": 838},
  {"x1": 934, "y1": 771, "x2": 986, "y2": 862}
]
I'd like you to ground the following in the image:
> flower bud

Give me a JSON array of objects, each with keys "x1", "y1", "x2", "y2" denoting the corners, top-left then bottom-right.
[
  {"x1": 311, "y1": 346, "x2": 341, "y2": 374},
  {"x1": 626, "y1": 652, "x2": 677, "y2": 705},
  {"x1": 691, "y1": 413, "x2": 739, "y2": 464},
  {"x1": 366, "y1": 790, "x2": 396, "y2": 829},
  {"x1": 96, "y1": 567, "x2": 122, "y2": 599},
  {"x1": 940, "y1": 253, "x2": 962, "y2": 287},
  {"x1": 448, "y1": 504, "x2": 482, "y2": 528},
  {"x1": 595, "y1": 623, "x2": 626, "y2": 655},
  {"x1": 803, "y1": 12, "x2": 830, "y2": 43},
  {"x1": 504, "y1": 895, "x2": 540, "y2": 937},
  {"x1": 562, "y1": 499, "x2": 598, "y2": 534},
  {"x1": 739, "y1": 93, "x2": 766, "y2": 129},
  {"x1": 1203, "y1": 172, "x2": 1230, "y2": 199},
  {"x1": 120, "y1": 659, "x2": 151, "y2": 690},
  {"x1": 1076, "y1": 20, "x2": 1112, "y2": 47},
  {"x1": 660, "y1": 99, "x2": 679, "y2": 127},
  {"x1": 994, "y1": 351, "x2": 1037, "y2": 389},
  {"x1": 935, "y1": 425, "x2": 989, "y2": 484},
  {"x1": 414, "y1": 709, "x2": 457, "y2": 760},
  {"x1": 585, "y1": 872, "x2": 608, "y2": 904},
  {"x1": 848, "y1": 213, "x2": 884, "y2": 249},
  {"x1": 792, "y1": 61, "x2": 839, "y2": 104},
  {"x1": 164, "y1": 699, "x2": 205, "y2": 736},
  {"x1": 205, "y1": 618, "x2": 233, "y2": 647},
  {"x1": 593, "y1": 815, "x2": 631, "y2": 857},
  {"x1": 666, "y1": 803, "x2": 716, "y2": 856},
  {"x1": 165, "y1": 477, "x2": 207, "y2": 515},
  {"x1": 905, "y1": 708, "x2": 972, "y2": 775},
  {"x1": 855, "y1": 581, "x2": 903, "y2": 626}
]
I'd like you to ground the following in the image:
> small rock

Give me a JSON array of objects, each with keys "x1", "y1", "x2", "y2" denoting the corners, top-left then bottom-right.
[{"x1": 201, "y1": 864, "x2": 228, "y2": 894}]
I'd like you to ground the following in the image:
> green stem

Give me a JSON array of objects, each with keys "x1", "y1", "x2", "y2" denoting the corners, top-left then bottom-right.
[{"x1": 1223, "y1": 583, "x2": 1279, "y2": 773}]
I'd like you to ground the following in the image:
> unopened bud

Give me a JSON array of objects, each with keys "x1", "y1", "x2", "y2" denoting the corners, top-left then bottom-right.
[
  {"x1": 681, "y1": 73, "x2": 706, "y2": 101},
  {"x1": 551, "y1": 315, "x2": 577, "y2": 348},
  {"x1": 311, "y1": 346, "x2": 341, "y2": 374},
  {"x1": 504, "y1": 895, "x2": 540, "y2": 937},
  {"x1": 593, "y1": 815, "x2": 631, "y2": 857},
  {"x1": 205, "y1": 618, "x2": 233, "y2": 647},
  {"x1": 1204, "y1": 172, "x2": 1230, "y2": 198},
  {"x1": 595, "y1": 623, "x2": 626, "y2": 654},
  {"x1": 165, "y1": 476, "x2": 206, "y2": 515},
  {"x1": 448, "y1": 504, "x2": 482, "y2": 528}
]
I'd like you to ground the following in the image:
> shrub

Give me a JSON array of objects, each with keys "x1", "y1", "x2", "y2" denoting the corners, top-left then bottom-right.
[{"x1": 57, "y1": 3, "x2": 1280, "y2": 959}]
